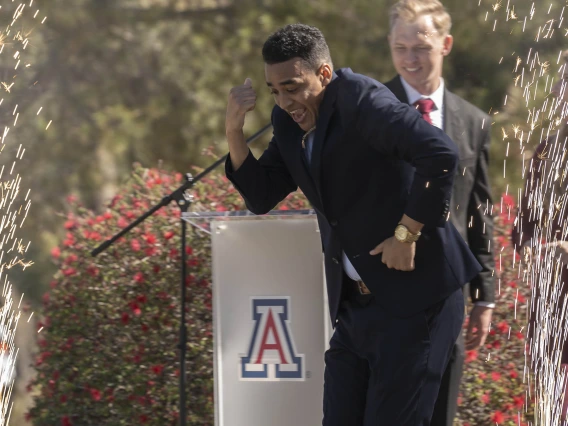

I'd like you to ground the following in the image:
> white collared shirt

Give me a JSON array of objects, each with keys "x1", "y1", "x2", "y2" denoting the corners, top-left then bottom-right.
[{"x1": 400, "y1": 76, "x2": 445, "y2": 130}]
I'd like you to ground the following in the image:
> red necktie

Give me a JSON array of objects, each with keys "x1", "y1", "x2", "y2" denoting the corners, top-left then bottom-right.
[{"x1": 414, "y1": 99, "x2": 435, "y2": 125}]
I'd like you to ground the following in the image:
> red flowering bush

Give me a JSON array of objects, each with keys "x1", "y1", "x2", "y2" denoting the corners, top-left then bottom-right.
[
  {"x1": 28, "y1": 161, "x2": 537, "y2": 425},
  {"x1": 456, "y1": 194, "x2": 534, "y2": 425},
  {"x1": 27, "y1": 162, "x2": 309, "y2": 425}
]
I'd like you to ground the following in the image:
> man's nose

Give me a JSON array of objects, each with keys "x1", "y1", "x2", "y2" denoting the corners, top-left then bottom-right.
[
  {"x1": 403, "y1": 50, "x2": 418, "y2": 64},
  {"x1": 277, "y1": 94, "x2": 293, "y2": 110}
]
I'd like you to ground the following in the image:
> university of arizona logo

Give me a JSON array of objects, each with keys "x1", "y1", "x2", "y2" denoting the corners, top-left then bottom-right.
[{"x1": 239, "y1": 297, "x2": 305, "y2": 381}]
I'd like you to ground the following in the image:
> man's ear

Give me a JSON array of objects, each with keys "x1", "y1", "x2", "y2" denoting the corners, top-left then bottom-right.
[
  {"x1": 442, "y1": 34, "x2": 453, "y2": 56},
  {"x1": 319, "y1": 63, "x2": 333, "y2": 86}
]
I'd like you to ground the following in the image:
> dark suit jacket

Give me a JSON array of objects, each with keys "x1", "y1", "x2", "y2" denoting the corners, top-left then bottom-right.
[
  {"x1": 226, "y1": 68, "x2": 481, "y2": 323},
  {"x1": 384, "y1": 76, "x2": 495, "y2": 305}
]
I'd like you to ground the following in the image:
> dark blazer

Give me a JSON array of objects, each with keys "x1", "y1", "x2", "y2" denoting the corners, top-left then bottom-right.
[
  {"x1": 384, "y1": 76, "x2": 495, "y2": 305},
  {"x1": 226, "y1": 68, "x2": 481, "y2": 323}
]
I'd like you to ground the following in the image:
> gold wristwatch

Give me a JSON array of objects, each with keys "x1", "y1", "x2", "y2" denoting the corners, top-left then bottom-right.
[{"x1": 394, "y1": 224, "x2": 421, "y2": 243}]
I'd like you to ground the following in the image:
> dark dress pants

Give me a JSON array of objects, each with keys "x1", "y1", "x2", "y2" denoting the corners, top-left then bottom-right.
[{"x1": 322, "y1": 286, "x2": 464, "y2": 426}]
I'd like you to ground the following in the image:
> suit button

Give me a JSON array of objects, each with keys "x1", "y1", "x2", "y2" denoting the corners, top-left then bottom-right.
[
  {"x1": 332, "y1": 257, "x2": 339, "y2": 264},
  {"x1": 330, "y1": 219, "x2": 338, "y2": 226}
]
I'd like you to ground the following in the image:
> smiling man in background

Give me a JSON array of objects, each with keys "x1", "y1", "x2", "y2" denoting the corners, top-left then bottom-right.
[{"x1": 385, "y1": 1, "x2": 496, "y2": 425}]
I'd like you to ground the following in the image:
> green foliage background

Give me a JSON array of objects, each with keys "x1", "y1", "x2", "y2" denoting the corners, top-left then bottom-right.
[
  {"x1": 4, "y1": 0, "x2": 563, "y2": 305},
  {"x1": 4, "y1": 0, "x2": 567, "y2": 423}
]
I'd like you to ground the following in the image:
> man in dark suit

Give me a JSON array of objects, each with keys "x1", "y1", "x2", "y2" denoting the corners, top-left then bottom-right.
[
  {"x1": 225, "y1": 23, "x2": 481, "y2": 425},
  {"x1": 385, "y1": 1, "x2": 496, "y2": 425}
]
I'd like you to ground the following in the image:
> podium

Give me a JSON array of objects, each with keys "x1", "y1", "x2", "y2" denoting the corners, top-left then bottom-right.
[{"x1": 182, "y1": 210, "x2": 329, "y2": 426}]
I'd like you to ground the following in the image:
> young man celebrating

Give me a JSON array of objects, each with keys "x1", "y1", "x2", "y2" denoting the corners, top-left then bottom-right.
[
  {"x1": 385, "y1": 1, "x2": 495, "y2": 424},
  {"x1": 225, "y1": 23, "x2": 481, "y2": 425}
]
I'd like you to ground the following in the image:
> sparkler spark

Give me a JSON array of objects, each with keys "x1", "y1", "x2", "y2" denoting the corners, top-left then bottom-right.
[{"x1": 0, "y1": 3, "x2": 47, "y2": 424}]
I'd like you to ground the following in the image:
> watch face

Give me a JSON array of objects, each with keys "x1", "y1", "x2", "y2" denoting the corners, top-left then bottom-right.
[{"x1": 395, "y1": 226, "x2": 408, "y2": 240}]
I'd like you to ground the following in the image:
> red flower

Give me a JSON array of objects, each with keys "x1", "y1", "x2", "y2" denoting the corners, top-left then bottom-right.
[
  {"x1": 482, "y1": 393, "x2": 490, "y2": 404},
  {"x1": 131, "y1": 239, "x2": 141, "y2": 252},
  {"x1": 491, "y1": 371, "x2": 501, "y2": 382},
  {"x1": 510, "y1": 370, "x2": 518, "y2": 379},
  {"x1": 153, "y1": 264, "x2": 161, "y2": 274},
  {"x1": 513, "y1": 395, "x2": 524, "y2": 408},
  {"x1": 51, "y1": 247, "x2": 61, "y2": 259},
  {"x1": 140, "y1": 414, "x2": 149, "y2": 423},
  {"x1": 465, "y1": 350, "x2": 478, "y2": 363},
  {"x1": 62, "y1": 267, "x2": 76, "y2": 277},
  {"x1": 61, "y1": 416, "x2": 72, "y2": 426},
  {"x1": 502, "y1": 193, "x2": 515, "y2": 208},
  {"x1": 117, "y1": 217, "x2": 129, "y2": 227},
  {"x1": 144, "y1": 233, "x2": 156, "y2": 244},
  {"x1": 497, "y1": 321, "x2": 509, "y2": 334},
  {"x1": 151, "y1": 364, "x2": 164, "y2": 375},
  {"x1": 491, "y1": 410, "x2": 506, "y2": 423},
  {"x1": 516, "y1": 331, "x2": 525, "y2": 340},
  {"x1": 88, "y1": 232, "x2": 102, "y2": 241},
  {"x1": 86, "y1": 265, "x2": 99, "y2": 277},
  {"x1": 89, "y1": 388, "x2": 101, "y2": 401},
  {"x1": 134, "y1": 272, "x2": 144, "y2": 283},
  {"x1": 121, "y1": 313, "x2": 129, "y2": 325},
  {"x1": 64, "y1": 254, "x2": 78, "y2": 264},
  {"x1": 492, "y1": 340, "x2": 501, "y2": 349},
  {"x1": 164, "y1": 231, "x2": 175, "y2": 240},
  {"x1": 130, "y1": 302, "x2": 142, "y2": 316}
]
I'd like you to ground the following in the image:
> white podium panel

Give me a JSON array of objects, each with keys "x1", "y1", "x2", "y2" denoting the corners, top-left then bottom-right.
[{"x1": 211, "y1": 216, "x2": 326, "y2": 426}]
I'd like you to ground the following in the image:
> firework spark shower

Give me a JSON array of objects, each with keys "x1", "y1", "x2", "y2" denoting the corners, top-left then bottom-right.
[
  {"x1": 0, "y1": 1, "x2": 49, "y2": 423},
  {"x1": 482, "y1": 0, "x2": 568, "y2": 424}
]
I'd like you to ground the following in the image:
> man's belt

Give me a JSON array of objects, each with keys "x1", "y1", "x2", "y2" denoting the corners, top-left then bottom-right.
[{"x1": 356, "y1": 280, "x2": 372, "y2": 295}]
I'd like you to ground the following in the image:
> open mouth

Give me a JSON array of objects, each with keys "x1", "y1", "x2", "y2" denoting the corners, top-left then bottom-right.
[
  {"x1": 404, "y1": 67, "x2": 421, "y2": 73},
  {"x1": 289, "y1": 108, "x2": 307, "y2": 123}
]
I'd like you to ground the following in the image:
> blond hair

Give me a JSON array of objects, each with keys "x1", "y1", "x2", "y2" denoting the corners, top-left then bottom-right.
[{"x1": 389, "y1": 0, "x2": 452, "y2": 36}]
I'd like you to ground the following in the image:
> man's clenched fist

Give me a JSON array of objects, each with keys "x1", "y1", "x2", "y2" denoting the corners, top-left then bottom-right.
[{"x1": 226, "y1": 78, "x2": 257, "y2": 134}]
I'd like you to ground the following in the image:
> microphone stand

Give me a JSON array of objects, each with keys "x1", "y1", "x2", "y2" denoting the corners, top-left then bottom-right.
[{"x1": 91, "y1": 123, "x2": 272, "y2": 426}]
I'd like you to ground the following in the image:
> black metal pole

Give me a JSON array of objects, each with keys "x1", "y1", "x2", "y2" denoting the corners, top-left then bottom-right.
[
  {"x1": 91, "y1": 123, "x2": 272, "y2": 426},
  {"x1": 178, "y1": 186, "x2": 191, "y2": 426}
]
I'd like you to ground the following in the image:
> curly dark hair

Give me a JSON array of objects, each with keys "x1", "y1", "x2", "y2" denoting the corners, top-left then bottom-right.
[{"x1": 262, "y1": 23, "x2": 333, "y2": 71}]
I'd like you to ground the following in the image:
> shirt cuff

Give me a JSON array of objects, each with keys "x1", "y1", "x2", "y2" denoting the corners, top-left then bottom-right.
[{"x1": 474, "y1": 301, "x2": 495, "y2": 309}]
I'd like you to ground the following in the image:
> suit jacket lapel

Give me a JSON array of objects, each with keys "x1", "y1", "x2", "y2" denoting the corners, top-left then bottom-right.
[
  {"x1": 309, "y1": 74, "x2": 340, "y2": 195},
  {"x1": 443, "y1": 90, "x2": 463, "y2": 150},
  {"x1": 387, "y1": 76, "x2": 464, "y2": 153},
  {"x1": 385, "y1": 75, "x2": 409, "y2": 104}
]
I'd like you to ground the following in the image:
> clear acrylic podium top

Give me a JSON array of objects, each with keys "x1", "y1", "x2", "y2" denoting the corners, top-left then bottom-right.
[{"x1": 181, "y1": 209, "x2": 317, "y2": 233}]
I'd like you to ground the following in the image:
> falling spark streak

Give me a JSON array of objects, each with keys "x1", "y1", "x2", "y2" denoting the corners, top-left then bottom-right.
[{"x1": 0, "y1": 7, "x2": 43, "y2": 421}]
